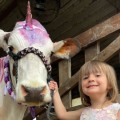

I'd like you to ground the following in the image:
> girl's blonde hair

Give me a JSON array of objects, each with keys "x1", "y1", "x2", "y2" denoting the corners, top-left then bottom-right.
[{"x1": 79, "y1": 60, "x2": 119, "y2": 106}]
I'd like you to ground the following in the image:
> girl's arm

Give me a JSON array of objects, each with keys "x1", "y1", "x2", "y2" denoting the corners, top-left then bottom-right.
[
  {"x1": 49, "y1": 81, "x2": 83, "y2": 120},
  {"x1": 118, "y1": 109, "x2": 120, "y2": 120}
]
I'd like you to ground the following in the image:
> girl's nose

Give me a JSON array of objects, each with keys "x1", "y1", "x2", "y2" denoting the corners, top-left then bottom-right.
[{"x1": 88, "y1": 74, "x2": 95, "y2": 82}]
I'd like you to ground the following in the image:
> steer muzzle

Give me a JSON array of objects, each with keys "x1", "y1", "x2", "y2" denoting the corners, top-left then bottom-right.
[{"x1": 21, "y1": 85, "x2": 47, "y2": 102}]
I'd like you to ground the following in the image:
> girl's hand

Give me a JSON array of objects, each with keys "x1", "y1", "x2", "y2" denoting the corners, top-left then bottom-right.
[{"x1": 49, "y1": 80, "x2": 58, "y2": 92}]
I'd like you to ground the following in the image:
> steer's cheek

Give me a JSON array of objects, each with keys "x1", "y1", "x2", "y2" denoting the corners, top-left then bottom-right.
[
  {"x1": 15, "y1": 86, "x2": 25, "y2": 102},
  {"x1": 44, "y1": 92, "x2": 52, "y2": 103},
  {"x1": 40, "y1": 86, "x2": 47, "y2": 95}
]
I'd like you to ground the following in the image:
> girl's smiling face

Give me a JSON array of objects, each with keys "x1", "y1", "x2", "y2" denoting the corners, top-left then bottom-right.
[
  {"x1": 79, "y1": 60, "x2": 118, "y2": 106},
  {"x1": 81, "y1": 71, "x2": 109, "y2": 97}
]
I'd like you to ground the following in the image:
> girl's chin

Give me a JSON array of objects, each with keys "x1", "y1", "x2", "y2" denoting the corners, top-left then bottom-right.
[{"x1": 85, "y1": 91, "x2": 101, "y2": 96}]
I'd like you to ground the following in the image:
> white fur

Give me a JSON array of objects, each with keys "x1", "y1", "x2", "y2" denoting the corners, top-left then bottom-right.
[{"x1": 0, "y1": 77, "x2": 27, "y2": 120}]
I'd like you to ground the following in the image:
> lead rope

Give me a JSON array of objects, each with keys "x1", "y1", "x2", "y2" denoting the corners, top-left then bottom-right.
[
  {"x1": 46, "y1": 90, "x2": 54, "y2": 120},
  {"x1": 46, "y1": 75, "x2": 54, "y2": 120},
  {"x1": 29, "y1": 107, "x2": 36, "y2": 120},
  {"x1": 29, "y1": 90, "x2": 54, "y2": 120}
]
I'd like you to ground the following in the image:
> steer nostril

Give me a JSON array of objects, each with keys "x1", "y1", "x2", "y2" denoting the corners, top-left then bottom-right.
[
  {"x1": 21, "y1": 85, "x2": 29, "y2": 96},
  {"x1": 40, "y1": 86, "x2": 47, "y2": 95},
  {"x1": 21, "y1": 85, "x2": 47, "y2": 97}
]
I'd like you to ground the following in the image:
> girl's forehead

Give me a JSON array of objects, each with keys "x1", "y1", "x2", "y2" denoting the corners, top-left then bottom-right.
[
  {"x1": 83, "y1": 70, "x2": 102, "y2": 76},
  {"x1": 82, "y1": 65, "x2": 103, "y2": 75}
]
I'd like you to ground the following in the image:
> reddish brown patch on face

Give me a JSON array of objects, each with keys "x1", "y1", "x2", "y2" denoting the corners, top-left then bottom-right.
[{"x1": 55, "y1": 38, "x2": 80, "y2": 57}]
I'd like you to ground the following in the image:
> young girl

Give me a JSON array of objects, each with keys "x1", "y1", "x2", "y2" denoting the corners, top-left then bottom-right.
[{"x1": 49, "y1": 60, "x2": 120, "y2": 120}]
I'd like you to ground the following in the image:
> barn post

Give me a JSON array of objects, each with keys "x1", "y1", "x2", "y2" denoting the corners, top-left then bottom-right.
[
  {"x1": 85, "y1": 42, "x2": 100, "y2": 62},
  {"x1": 59, "y1": 59, "x2": 72, "y2": 109}
]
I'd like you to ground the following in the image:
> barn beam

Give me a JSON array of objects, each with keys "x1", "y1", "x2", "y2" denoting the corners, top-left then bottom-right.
[
  {"x1": 73, "y1": 12, "x2": 120, "y2": 54},
  {"x1": 93, "y1": 35, "x2": 120, "y2": 61}
]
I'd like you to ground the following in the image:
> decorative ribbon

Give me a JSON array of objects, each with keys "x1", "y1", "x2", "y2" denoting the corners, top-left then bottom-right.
[{"x1": 4, "y1": 56, "x2": 16, "y2": 100}]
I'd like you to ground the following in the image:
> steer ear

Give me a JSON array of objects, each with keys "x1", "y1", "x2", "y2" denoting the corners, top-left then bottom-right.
[
  {"x1": 53, "y1": 38, "x2": 81, "y2": 59},
  {"x1": 0, "y1": 30, "x2": 10, "y2": 51}
]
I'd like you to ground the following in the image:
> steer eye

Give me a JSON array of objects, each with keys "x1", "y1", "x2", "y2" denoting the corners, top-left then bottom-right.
[
  {"x1": 50, "y1": 52, "x2": 54, "y2": 56},
  {"x1": 8, "y1": 46, "x2": 14, "y2": 51}
]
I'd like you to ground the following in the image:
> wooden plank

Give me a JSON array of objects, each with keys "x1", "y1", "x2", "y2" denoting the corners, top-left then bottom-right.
[
  {"x1": 49, "y1": 0, "x2": 97, "y2": 38},
  {"x1": 85, "y1": 42, "x2": 100, "y2": 61},
  {"x1": 107, "y1": 0, "x2": 120, "y2": 11},
  {"x1": 74, "y1": 12, "x2": 120, "y2": 49},
  {"x1": 46, "y1": 0, "x2": 93, "y2": 30},
  {"x1": 59, "y1": 70, "x2": 79, "y2": 96},
  {"x1": 59, "y1": 60, "x2": 71, "y2": 109},
  {"x1": 74, "y1": 0, "x2": 114, "y2": 24},
  {"x1": 71, "y1": 3, "x2": 115, "y2": 37},
  {"x1": 53, "y1": 0, "x2": 115, "y2": 40},
  {"x1": 93, "y1": 35, "x2": 120, "y2": 62}
]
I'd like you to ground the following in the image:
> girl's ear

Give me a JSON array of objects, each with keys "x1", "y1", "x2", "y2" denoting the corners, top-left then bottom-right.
[{"x1": 107, "y1": 84, "x2": 112, "y2": 90}]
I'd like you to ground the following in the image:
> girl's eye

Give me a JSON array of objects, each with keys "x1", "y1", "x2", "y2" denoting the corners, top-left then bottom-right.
[
  {"x1": 83, "y1": 76, "x2": 88, "y2": 80},
  {"x1": 96, "y1": 74, "x2": 101, "y2": 77}
]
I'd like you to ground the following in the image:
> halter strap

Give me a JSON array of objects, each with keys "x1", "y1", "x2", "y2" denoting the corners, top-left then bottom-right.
[
  {"x1": 7, "y1": 47, "x2": 52, "y2": 83},
  {"x1": 4, "y1": 56, "x2": 16, "y2": 100}
]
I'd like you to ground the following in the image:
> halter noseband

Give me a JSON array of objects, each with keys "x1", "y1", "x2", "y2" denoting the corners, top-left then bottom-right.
[{"x1": 7, "y1": 47, "x2": 52, "y2": 83}]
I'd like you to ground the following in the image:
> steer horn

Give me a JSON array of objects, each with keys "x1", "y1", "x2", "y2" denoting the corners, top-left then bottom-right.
[{"x1": 24, "y1": 1, "x2": 33, "y2": 30}]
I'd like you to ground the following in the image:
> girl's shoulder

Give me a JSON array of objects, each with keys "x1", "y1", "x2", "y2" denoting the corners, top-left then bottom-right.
[
  {"x1": 76, "y1": 107, "x2": 87, "y2": 116},
  {"x1": 110, "y1": 103, "x2": 120, "y2": 109},
  {"x1": 79, "y1": 103, "x2": 120, "y2": 111}
]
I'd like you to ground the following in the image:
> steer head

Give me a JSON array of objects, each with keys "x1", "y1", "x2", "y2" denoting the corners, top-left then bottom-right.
[{"x1": 0, "y1": 1, "x2": 80, "y2": 106}]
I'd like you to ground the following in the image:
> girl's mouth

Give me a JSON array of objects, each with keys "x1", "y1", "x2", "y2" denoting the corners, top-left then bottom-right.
[{"x1": 87, "y1": 85, "x2": 98, "y2": 88}]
